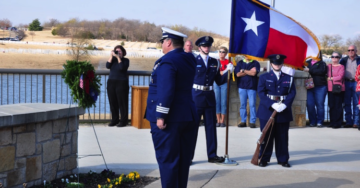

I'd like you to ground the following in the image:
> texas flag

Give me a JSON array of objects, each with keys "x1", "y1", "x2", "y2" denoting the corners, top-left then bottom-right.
[{"x1": 228, "y1": 0, "x2": 321, "y2": 69}]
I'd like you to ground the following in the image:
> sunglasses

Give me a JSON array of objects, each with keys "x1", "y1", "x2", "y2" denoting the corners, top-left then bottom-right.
[
  {"x1": 219, "y1": 51, "x2": 226, "y2": 53},
  {"x1": 348, "y1": 49, "x2": 355, "y2": 52},
  {"x1": 331, "y1": 56, "x2": 340, "y2": 59}
]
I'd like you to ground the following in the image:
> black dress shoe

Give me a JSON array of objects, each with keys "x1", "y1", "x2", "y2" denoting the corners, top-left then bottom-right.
[
  {"x1": 208, "y1": 156, "x2": 225, "y2": 163},
  {"x1": 278, "y1": 162, "x2": 291, "y2": 168},
  {"x1": 116, "y1": 123, "x2": 126, "y2": 127},
  {"x1": 237, "y1": 122, "x2": 246, "y2": 128},
  {"x1": 108, "y1": 122, "x2": 118, "y2": 127},
  {"x1": 332, "y1": 125, "x2": 341, "y2": 129},
  {"x1": 259, "y1": 161, "x2": 268, "y2": 167},
  {"x1": 249, "y1": 123, "x2": 256, "y2": 128}
]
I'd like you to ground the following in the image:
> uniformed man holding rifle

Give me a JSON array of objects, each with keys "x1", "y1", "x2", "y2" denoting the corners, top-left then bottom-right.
[{"x1": 254, "y1": 54, "x2": 296, "y2": 168}]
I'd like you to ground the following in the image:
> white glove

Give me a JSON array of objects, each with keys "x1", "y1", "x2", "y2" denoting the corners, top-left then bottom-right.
[
  {"x1": 278, "y1": 103, "x2": 287, "y2": 112},
  {"x1": 225, "y1": 64, "x2": 234, "y2": 73},
  {"x1": 271, "y1": 103, "x2": 280, "y2": 112}
]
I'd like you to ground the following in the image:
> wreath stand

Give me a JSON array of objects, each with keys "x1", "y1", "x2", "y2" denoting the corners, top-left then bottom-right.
[
  {"x1": 58, "y1": 60, "x2": 107, "y2": 185},
  {"x1": 55, "y1": 98, "x2": 109, "y2": 184}
]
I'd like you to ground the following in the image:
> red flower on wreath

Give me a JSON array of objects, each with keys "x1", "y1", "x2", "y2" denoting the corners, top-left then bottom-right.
[
  {"x1": 80, "y1": 70, "x2": 95, "y2": 94},
  {"x1": 82, "y1": 76, "x2": 89, "y2": 94},
  {"x1": 86, "y1": 70, "x2": 95, "y2": 82}
]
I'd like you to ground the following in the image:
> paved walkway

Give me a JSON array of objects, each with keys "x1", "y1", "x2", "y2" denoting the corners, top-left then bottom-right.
[{"x1": 78, "y1": 125, "x2": 360, "y2": 188}]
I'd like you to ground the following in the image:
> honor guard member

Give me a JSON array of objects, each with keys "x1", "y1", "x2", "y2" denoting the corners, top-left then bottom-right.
[
  {"x1": 256, "y1": 54, "x2": 296, "y2": 168},
  {"x1": 191, "y1": 36, "x2": 234, "y2": 163},
  {"x1": 145, "y1": 27, "x2": 198, "y2": 188}
]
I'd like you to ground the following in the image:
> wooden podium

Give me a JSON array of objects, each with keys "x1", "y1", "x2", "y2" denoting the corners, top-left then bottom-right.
[{"x1": 131, "y1": 86, "x2": 150, "y2": 129}]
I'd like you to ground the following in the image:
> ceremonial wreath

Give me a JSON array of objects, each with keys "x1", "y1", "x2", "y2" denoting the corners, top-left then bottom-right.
[{"x1": 61, "y1": 60, "x2": 101, "y2": 109}]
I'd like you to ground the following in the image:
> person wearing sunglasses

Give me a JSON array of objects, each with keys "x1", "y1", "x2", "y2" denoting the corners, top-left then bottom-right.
[
  {"x1": 303, "y1": 54, "x2": 327, "y2": 128},
  {"x1": 234, "y1": 56, "x2": 260, "y2": 128},
  {"x1": 214, "y1": 46, "x2": 232, "y2": 128},
  {"x1": 327, "y1": 52, "x2": 345, "y2": 129},
  {"x1": 339, "y1": 45, "x2": 360, "y2": 128}
]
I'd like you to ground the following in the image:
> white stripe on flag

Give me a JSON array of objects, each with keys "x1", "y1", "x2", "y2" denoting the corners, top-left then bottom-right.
[{"x1": 269, "y1": 10, "x2": 319, "y2": 57}]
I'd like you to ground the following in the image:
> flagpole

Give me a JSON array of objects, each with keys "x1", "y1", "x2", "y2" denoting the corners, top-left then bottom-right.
[
  {"x1": 217, "y1": 58, "x2": 238, "y2": 166},
  {"x1": 267, "y1": 0, "x2": 275, "y2": 72}
]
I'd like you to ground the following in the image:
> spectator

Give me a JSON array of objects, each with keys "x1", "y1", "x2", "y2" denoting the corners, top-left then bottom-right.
[
  {"x1": 303, "y1": 57, "x2": 327, "y2": 127},
  {"x1": 340, "y1": 45, "x2": 360, "y2": 128},
  {"x1": 184, "y1": 40, "x2": 193, "y2": 53},
  {"x1": 327, "y1": 52, "x2": 345, "y2": 129},
  {"x1": 234, "y1": 56, "x2": 260, "y2": 128},
  {"x1": 355, "y1": 62, "x2": 360, "y2": 131},
  {"x1": 214, "y1": 46, "x2": 231, "y2": 127},
  {"x1": 106, "y1": 45, "x2": 130, "y2": 127},
  {"x1": 184, "y1": 40, "x2": 196, "y2": 57}
]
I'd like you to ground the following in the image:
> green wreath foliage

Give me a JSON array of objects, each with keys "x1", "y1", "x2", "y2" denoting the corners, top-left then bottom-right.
[{"x1": 61, "y1": 60, "x2": 101, "y2": 109}]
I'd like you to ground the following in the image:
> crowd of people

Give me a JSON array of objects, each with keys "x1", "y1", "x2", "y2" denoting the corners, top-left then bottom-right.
[
  {"x1": 104, "y1": 28, "x2": 359, "y2": 187},
  {"x1": 304, "y1": 46, "x2": 360, "y2": 130}
]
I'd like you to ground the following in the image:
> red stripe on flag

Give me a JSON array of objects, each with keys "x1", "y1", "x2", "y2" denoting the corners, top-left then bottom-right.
[{"x1": 264, "y1": 28, "x2": 307, "y2": 68}]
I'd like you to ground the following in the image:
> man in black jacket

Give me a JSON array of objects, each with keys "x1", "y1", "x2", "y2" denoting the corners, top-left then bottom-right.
[
  {"x1": 340, "y1": 45, "x2": 360, "y2": 128},
  {"x1": 304, "y1": 57, "x2": 327, "y2": 127}
]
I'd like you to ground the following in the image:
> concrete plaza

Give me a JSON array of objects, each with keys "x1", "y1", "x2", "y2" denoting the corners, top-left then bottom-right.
[{"x1": 78, "y1": 125, "x2": 360, "y2": 188}]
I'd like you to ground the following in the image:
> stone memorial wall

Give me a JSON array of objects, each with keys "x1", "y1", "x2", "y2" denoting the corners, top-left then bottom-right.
[{"x1": 0, "y1": 104, "x2": 84, "y2": 188}]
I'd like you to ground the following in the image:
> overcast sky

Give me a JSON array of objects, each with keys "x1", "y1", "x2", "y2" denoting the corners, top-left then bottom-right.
[{"x1": 1, "y1": 0, "x2": 359, "y2": 40}]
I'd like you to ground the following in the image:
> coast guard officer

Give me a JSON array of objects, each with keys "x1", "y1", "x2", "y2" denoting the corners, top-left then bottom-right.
[
  {"x1": 257, "y1": 54, "x2": 296, "y2": 168},
  {"x1": 145, "y1": 27, "x2": 197, "y2": 188},
  {"x1": 191, "y1": 36, "x2": 233, "y2": 163}
]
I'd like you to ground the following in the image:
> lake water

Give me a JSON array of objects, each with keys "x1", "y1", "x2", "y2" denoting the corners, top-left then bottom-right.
[
  {"x1": 1, "y1": 73, "x2": 351, "y2": 122},
  {"x1": 0, "y1": 74, "x2": 150, "y2": 115}
]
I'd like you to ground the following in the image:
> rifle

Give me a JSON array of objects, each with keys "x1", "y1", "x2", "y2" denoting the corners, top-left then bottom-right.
[{"x1": 250, "y1": 107, "x2": 278, "y2": 165}]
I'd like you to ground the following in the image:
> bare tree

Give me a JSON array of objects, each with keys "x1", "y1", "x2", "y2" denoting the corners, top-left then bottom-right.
[
  {"x1": 69, "y1": 34, "x2": 91, "y2": 62},
  {"x1": 0, "y1": 19, "x2": 12, "y2": 29},
  {"x1": 44, "y1": 18, "x2": 60, "y2": 28},
  {"x1": 53, "y1": 24, "x2": 69, "y2": 37},
  {"x1": 319, "y1": 34, "x2": 343, "y2": 50},
  {"x1": 148, "y1": 26, "x2": 162, "y2": 42},
  {"x1": 38, "y1": 17, "x2": 230, "y2": 44},
  {"x1": 28, "y1": 31, "x2": 35, "y2": 41},
  {"x1": 346, "y1": 34, "x2": 360, "y2": 50},
  {"x1": 17, "y1": 30, "x2": 25, "y2": 40}
]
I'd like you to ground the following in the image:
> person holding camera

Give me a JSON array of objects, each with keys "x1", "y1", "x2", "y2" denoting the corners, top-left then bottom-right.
[{"x1": 106, "y1": 45, "x2": 129, "y2": 127}]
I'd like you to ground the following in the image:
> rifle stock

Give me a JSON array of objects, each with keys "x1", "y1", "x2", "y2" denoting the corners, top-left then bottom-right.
[{"x1": 250, "y1": 110, "x2": 277, "y2": 165}]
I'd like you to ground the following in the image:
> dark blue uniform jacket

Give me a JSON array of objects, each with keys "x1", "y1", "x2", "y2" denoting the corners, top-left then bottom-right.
[
  {"x1": 192, "y1": 55, "x2": 227, "y2": 108},
  {"x1": 256, "y1": 71, "x2": 296, "y2": 123},
  {"x1": 145, "y1": 48, "x2": 197, "y2": 123}
]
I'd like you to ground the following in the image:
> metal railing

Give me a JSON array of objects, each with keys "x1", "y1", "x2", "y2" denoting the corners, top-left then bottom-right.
[{"x1": 0, "y1": 69, "x2": 152, "y2": 122}]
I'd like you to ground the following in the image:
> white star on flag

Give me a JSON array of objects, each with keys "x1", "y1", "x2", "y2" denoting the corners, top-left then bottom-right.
[{"x1": 241, "y1": 11, "x2": 265, "y2": 36}]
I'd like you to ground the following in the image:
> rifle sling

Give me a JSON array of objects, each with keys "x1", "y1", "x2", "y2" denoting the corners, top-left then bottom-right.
[{"x1": 258, "y1": 118, "x2": 275, "y2": 163}]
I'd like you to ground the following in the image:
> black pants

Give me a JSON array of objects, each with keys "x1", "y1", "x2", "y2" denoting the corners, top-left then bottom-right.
[
  {"x1": 107, "y1": 79, "x2": 129, "y2": 125},
  {"x1": 328, "y1": 91, "x2": 344, "y2": 126},
  {"x1": 259, "y1": 119, "x2": 289, "y2": 163}
]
